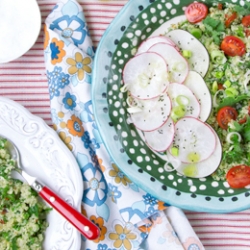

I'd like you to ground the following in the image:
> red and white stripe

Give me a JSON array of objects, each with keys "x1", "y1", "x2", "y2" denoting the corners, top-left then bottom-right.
[{"x1": 0, "y1": 1, "x2": 250, "y2": 249}]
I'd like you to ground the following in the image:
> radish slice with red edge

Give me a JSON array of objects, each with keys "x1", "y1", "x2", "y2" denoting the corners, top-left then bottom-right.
[
  {"x1": 144, "y1": 117, "x2": 175, "y2": 152},
  {"x1": 136, "y1": 36, "x2": 180, "y2": 55},
  {"x1": 166, "y1": 29, "x2": 209, "y2": 77},
  {"x1": 122, "y1": 52, "x2": 169, "y2": 100},
  {"x1": 129, "y1": 93, "x2": 171, "y2": 132},
  {"x1": 167, "y1": 83, "x2": 200, "y2": 120},
  {"x1": 184, "y1": 71, "x2": 212, "y2": 122},
  {"x1": 176, "y1": 127, "x2": 222, "y2": 178},
  {"x1": 169, "y1": 117, "x2": 217, "y2": 163},
  {"x1": 149, "y1": 43, "x2": 189, "y2": 83}
]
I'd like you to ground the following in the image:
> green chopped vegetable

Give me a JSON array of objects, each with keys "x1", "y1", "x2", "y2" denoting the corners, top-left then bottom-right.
[{"x1": 0, "y1": 139, "x2": 50, "y2": 250}]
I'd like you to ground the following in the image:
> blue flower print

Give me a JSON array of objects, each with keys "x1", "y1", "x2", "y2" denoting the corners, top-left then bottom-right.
[
  {"x1": 81, "y1": 131, "x2": 91, "y2": 149},
  {"x1": 50, "y1": 42, "x2": 60, "y2": 61},
  {"x1": 50, "y1": 15, "x2": 87, "y2": 46},
  {"x1": 188, "y1": 244, "x2": 200, "y2": 250},
  {"x1": 51, "y1": 108, "x2": 60, "y2": 125},
  {"x1": 57, "y1": 72, "x2": 70, "y2": 88},
  {"x1": 97, "y1": 244, "x2": 116, "y2": 250},
  {"x1": 150, "y1": 211, "x2": 160, "y2": 221},
  {"x1": 108, "y1": 184, "x2": 122, "y2": 203},
  {"x1": 81, "y1": 162, "x2": 108, "y2": 206},
  {"x1": 46, "y1": 66, "x2": 70, "y2": 100},
  {"x1": 47, "y1": 70, "x2": 60, "y2": 99},
  {"x1": 145, "y1": 206, "x2": 157, "y2": 217},
  {"x1": 62, "y1": 92, "x2": 77, "y2": 110},
  {"x1": 142, "y1": 193, "x2": 158, "y2": 206},
  {"x1": 50, "y1": 65, "x2": 62, "y2": 78}
]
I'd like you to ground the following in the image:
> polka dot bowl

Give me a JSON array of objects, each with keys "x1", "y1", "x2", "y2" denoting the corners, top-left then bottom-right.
[{"x1": 92, "y1": 0, "x2": 250, "y2": 213}]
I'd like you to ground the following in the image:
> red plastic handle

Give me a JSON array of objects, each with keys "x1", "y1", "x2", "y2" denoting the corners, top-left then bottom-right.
[{"x1": 39, "y1": 186, "x2": 100, "y2": 240}]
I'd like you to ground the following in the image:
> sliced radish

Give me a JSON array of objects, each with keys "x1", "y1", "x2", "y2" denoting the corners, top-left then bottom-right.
[
  {"x1": 150, "y1": 15, "x2": 187, "y2": 37},
  {"x1": 123, "y1": 52, "x2": 169, "y2": 100},
  {"x1": 129, "y1": 93, "x2": 171, "y2": 132},
  {"x1": 184, "y1": 71, "x2": 212, "y2": 122},
  {"x1": 176, "y1": 127, "x2": 222, "y2": 178},
  {"x1": 166, "y1": 29, "x2": 209, "y2": 77},
  {"x1": 169, "y1": 117, "x2": 217, "y2": 163},
  {"x1": 167, "y1": 83, "x2": 200, "y2": 120},
  {"x1": 144, "y1": 117, "x2": 175, "y2": 152},
  {"x1": 149, "y1": 43, "x2": 189, "y2": 83},
  {"x1": 136, "y1": 36, "x2": 180, "y2": 55}
]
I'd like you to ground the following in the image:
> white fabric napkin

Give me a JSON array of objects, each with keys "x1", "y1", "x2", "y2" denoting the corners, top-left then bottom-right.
[{"x1": 44, "y1": 0, "x2": 205, "y2": 249}]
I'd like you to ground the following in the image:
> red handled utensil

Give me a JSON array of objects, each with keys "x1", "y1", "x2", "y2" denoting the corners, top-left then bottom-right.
[{"x1": 2, "y1": 136, "x2": 100, "y2": 240}]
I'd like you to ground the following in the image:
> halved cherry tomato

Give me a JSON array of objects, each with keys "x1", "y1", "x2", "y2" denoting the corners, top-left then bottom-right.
[
  {"x1": 216, "y1": 106, "x2": 238, "y2": 129},
  {"x1": 242, "y1": 15, "x2": 250, "y2": 27},
  {"x1": 225, "y1": 12, "x2": 237, "y2": 27},
  {"x1": 245, "y1": 29, "x2": 250, "y2": 37},
  {"x1": 226, "y1": 165, "x2": 250, "y2": 188},
  {"x1": 185, "y1": 2, "x2": 208, "y2": 24},
  {"x1": 221, "y1": 36, "x2": 246, "y2": 57},
  {"x1": 218, "y1": 83, "x2": 225, "y2": 90},
  {"x1": 217, "y1": 3, "x2": 223, "y2": 10}
]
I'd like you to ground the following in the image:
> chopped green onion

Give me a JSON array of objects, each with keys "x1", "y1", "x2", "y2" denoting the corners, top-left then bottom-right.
[
  {"x1": 170, "y1": 147, "x2": 179, "y2": 156},
  {"x1": 223, "y1": 80, "x2": 231, "y2": 88},
  {"x1": 120, "y1": 84, "x2": 128, "y2": 93},
  {"x1": 176, "y1": 95, "x2": 190, "y2": 106},
  {"x1": 225, "y1": 87, "x2": 239, "y2": 97},
  {"x1": 190, "y1": 28, "x2": 202, "y2": 39},
  {"x1": 213, "y1": 71, "x2": 224, "y2": 79},
  {"x1": 183, "y1": 164, "x2": 198, "y2": 177},
  {"x1": 171, "y1": 105, "x2": 186, "y2": 122},
  {"x1": 127, "y1": 107, "x2": 142, "y2": 114},
  {"x1": 226, "y1": 132, "x2": 242, "y2": 144},
  {"x1": 211, "y1": 50, "x2": 227, "y2": 64},
  {"x1": 212, "y1": 81, "x2": 218, "y2": 93},
  {"x1": 182, "y1": 50, "x2": 192, "y2": 59}
]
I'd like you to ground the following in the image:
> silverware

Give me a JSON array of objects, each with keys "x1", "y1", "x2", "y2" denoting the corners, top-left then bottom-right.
[{"x1": 1, "y1": 135, "x2": 100, "y2": 241}]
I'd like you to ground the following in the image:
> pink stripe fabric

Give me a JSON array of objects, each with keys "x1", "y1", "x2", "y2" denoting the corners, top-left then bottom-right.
[{"x1": 0, "y1": 1, "x2": 250, "y2": 249}]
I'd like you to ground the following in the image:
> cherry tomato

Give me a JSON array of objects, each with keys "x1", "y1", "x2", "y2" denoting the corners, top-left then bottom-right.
[
  {"x1": 225, "y1": 12, "x2": 237, "y2": 27},
  {"x1": 185, "y1": 2, "x2": 208, "y2": 24},
  {"x1": 242, "y1": 15, "x2": 250, "y2": 27},
  {"x1": 221, "y1": 36, "x2": 246, "y2": 57},
  {"x1": 217, "y1": 3, "x2": 223, "y2": 10},
  {"x1": 245, "y1": 29, "x2": 250, "y2": 37},
  {"x1": 216, "y1": 106, "x2": 238, "y2": 129},
  {"x1": 226, "y1": 165, "x2": 250, "y2": 188}
]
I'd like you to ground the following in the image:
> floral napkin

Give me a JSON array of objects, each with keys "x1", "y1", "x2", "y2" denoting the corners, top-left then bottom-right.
[{"x1": 44, "y1": 0, "x2": 205, "y2": 249}]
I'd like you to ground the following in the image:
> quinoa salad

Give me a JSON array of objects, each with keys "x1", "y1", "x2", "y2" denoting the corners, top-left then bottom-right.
[
  {"x1": 169, "y1": 3, "x2": 250, "y2": 183},
  {"x1": 121, "y1": 2, "x2": 250, "y2": 188},
  {"x1": 0, "y1": 138, "x2": 50, "y2": 250}
]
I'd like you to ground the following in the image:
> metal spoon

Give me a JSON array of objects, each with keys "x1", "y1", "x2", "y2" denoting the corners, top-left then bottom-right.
[{"x1": 0, "y1": 135, "x2": 100, "y2": 240}]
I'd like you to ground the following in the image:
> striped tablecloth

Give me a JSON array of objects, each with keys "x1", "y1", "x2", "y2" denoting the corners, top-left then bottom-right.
[{"x1": 0, "y1": 1, "x2": 250, "y2": 249}]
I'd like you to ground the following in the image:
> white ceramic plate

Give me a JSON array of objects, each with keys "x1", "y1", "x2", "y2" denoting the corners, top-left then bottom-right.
[
  {"x1": 0, "y1": 97, "x2": 82, "y2": 249},
  {"x1": 0, "y1": 0, "x2": 41, "y2": 63}
]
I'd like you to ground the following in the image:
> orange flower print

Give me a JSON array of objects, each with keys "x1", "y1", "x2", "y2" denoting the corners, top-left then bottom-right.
[
  {"x1": 158, "y1": 200, "x2": 169, "y2": 211},
  {"x1": 44, "y1": 24, "x2": 50, "y2": 49},
  {"x1": 90, "y1": 215, "x2": 107, "y2": 243},
  {"x1": 50, "y1": 38, "x2": 66, "y2": 65},
  {"x1": 109, "y1": 163, "x2": 132, "y2": 186},
  {"x1": 109, "y1": 224, "x2": 137, "y2": 250},
  {"x1": 58, "y1": 131, "x2": 73, "y2": 151},
  {"x1": 66, "y1": 115, "x2": 84, "y2": 137},
  {"x1": 66, "y1": 52, "x2": 92, "y2": 81},
  {"x1": 97, "y1": 157, "x2": 106, "y2": 172}
]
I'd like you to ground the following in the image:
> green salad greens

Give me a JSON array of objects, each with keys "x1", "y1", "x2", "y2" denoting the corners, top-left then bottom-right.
[
  {"x1": 171, "y1": 3, "x2": 250, "y2": 180},
  {"x1": 0, "y1": 138, "x2": 50, "y2": 250}
]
